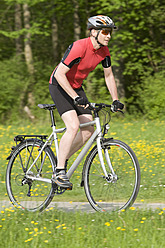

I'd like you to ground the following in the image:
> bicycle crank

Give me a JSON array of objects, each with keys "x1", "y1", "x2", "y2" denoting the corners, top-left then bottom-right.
[{"x1": 52, "y1": 183, "x2": 66, "y2": 195}]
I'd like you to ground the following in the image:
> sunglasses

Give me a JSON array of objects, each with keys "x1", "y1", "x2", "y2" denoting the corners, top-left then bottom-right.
[{"x1": 101, "y1": 29, "x2": 113, "y2": 36}]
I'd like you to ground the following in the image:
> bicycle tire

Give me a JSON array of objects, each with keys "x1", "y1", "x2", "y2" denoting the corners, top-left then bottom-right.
[
  {"x1": 6, "y1": 139, "x2": 56, "y2": 212},
  {"x1": 83, "y1": 138, "x2": 140, "y2": 212}
]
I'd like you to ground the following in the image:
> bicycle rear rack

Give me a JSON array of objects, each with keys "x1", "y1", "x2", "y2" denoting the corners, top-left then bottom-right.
[
  {"x1": 6, "y1": 135, "x2": 48, "y2": 160},
  {"x1": 14, "y1": 135, "x2": 48, "y2": 143}
]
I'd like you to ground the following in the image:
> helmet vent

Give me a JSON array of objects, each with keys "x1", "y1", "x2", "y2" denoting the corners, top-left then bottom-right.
[{"x1": 96, "y1": 20, "x2": 103, "y2": 25}]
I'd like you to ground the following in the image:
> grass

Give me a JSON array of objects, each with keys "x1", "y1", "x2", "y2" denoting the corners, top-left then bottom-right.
[
  {"x1": 0, "y1": 207, "x2": 164, "y2": 247},
  {"x1": 0, "y1": 117, "x2": 165, "y2": 247},
  {"x1": 0, "y1": 117, "x2": 164, "y2": 203}
]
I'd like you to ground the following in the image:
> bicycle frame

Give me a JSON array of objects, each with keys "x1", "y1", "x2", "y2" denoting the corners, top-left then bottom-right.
[{"x1": 26, "y1": 116, "x2": 111, "y2": 183}]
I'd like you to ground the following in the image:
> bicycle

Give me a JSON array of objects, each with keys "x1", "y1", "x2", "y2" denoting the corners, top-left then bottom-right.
[{"x1": 6, "y1": 102, "x2": 140, "y2": 213}]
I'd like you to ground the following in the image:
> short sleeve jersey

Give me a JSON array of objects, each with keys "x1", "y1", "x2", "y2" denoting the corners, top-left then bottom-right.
[{"x1": 50, "y1": 37, "x2": 111, "y2": 89}]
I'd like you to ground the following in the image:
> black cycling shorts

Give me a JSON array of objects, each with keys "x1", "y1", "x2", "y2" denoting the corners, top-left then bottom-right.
[{"x1": 49, "y1": 81, "x2": 92, "y2": 117}]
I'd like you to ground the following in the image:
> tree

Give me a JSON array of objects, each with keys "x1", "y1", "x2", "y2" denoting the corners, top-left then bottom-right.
[
  {"x1": 0, "y1": 0, "x2": 164, "y2": 122},
  {"x1": 52, "y1": 11, "x2": 58, "y2": 64},
  {"x1": 97, "y1": 0, "x2": 165, "y2": 115},
  {"x1": 23, "y1": 3, "x2": 34, "y2": 75},
  {"x1": 15, "y1": 3, "x2": 22, "y2": 56},
  {"x1": 73, "y1": 0, "x2": 81, "y2": 41},
  {"x1": 22, "y1": 3, "x2": 35, "y2": 119}
]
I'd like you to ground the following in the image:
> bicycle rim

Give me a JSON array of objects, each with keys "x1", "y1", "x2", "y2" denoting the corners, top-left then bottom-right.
[
  {"x1": 84, "y1": 139, "x2": 140, "y2": 212},
  {"x1": 6, "y1": 139, "x2": 56, "y2": 212}
]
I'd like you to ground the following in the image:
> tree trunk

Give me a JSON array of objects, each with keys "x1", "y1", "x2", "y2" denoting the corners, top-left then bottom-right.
[
  {"x1": 15, "y1": 3, "x2": 22, "y2": 56},
  {"x1": 52, "y1": 13, "x2": 58, "y2": 64},
  {"x1": 114, "y1": 67, "x2": 125, "y2": 99},
  {"x1": 73, "y1": 0, "x2": 80, "y2": 41},
  {"x1": 22, "y1": 3, "x2": 35, "y2": 120},
  {"x1": 23, "y1": 3, "x2": 34, "y2": 75}
]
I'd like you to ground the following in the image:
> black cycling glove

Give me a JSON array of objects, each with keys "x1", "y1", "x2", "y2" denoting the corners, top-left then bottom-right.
[
  {"x1": 111, "y1": 100, "x2": 124, "y2": 112},
  {"x1": 74, "y1": 96, "x2": 89, "y2": 106}
]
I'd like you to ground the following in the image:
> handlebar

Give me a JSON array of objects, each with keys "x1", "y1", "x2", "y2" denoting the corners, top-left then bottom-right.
[
  {"x1": 89, "y1": 103, "x2": 111, "y2": 108},
  {"x1": 88, "y1": 102, "x2": 124, "y2": 114}
]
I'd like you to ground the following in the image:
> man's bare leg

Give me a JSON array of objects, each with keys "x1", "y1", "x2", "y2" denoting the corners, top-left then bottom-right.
[
  {"x1": 67, "y1": 114, "x2": 94, "y2": 158},
  {"x1": 55, "y1": 110, "x2": 80, "y2": 170},
  {"x1": 52, "y1": 112, "x2": 93, "y2": 188}
]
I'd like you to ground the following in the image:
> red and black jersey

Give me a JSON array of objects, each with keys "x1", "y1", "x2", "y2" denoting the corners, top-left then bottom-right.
[{"x1": 50, "y1": 37, "x2": 111, "y2": 89}]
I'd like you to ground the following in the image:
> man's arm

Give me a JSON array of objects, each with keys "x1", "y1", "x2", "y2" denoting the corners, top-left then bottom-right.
[
  {"x1": 103, "y1": 66, "x2": 124, "y2": 111},
  {"x1": 54, "y1": 62, "x2": 78, "y2": 99},
  {"x1": 55, "y1": 62, "x2": 89, "y2": 108},
  {"x1": 103, "y1": 66, "x2": 118, "y2": 101}
]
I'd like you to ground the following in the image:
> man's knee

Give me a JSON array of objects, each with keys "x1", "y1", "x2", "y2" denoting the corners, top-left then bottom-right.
[
  {"x1": 62, "y1": 111, "x2": 80, "y2": 136},
  {"x1": 70, "y1": 122, "x2": 80, "y2": 134},
  {"x1": 88, "y1": 125, "x2": 94, "y2": 136},
  {"x1": 82, "y1": 125, "x2": 94, "y2": 141}
]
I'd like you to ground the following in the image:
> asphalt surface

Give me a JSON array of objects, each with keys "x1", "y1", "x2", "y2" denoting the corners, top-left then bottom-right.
[{"x1": 1, "y1": 200, "x2": 165, "y2": 212}]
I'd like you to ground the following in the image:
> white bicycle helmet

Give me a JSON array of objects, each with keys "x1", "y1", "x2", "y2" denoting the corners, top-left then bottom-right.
[{"x1": 87, "y1": 15, "x2": 116, "y2": 30}]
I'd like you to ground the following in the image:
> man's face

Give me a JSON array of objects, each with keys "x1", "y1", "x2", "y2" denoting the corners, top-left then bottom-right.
[{"x1": 98, "y1": 28, "x2": 112, "y2": 46}]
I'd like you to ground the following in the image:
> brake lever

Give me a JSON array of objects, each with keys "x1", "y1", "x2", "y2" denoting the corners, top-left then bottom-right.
[
  {"x1": 110, "y1": 107, "x2": 124, "y2": 114},
  {"x1": 117, "y1": 109, "x2": 124, "y2": 114}
]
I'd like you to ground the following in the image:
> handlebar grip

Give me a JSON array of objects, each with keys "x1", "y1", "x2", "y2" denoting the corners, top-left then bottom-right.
[{"x1": 89, "y1": 103, "x2": 111, "y2": 108}]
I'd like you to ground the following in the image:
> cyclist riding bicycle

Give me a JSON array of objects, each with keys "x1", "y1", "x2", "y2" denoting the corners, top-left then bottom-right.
[{"x1": 49, "y1": 15, "x2": 124, "y2": 189}]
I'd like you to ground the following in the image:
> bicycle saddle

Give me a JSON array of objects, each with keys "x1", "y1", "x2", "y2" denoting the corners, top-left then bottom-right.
[{"x1": 38, "y1": 104, "x2": 56, "y2": 110}]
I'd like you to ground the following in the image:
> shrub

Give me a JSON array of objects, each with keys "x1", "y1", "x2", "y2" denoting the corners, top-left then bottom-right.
[
  {"x1": 0, "y1": 57, "x2": 29, "y2": 123},
  {"x1": 139, "y1": 71, "x2": 165, "y2": 119}
]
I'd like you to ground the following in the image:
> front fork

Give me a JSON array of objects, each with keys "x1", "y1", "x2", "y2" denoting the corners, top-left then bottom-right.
[
  {"x1": 97, "y1": 137, "x2": 109, "y2": 178},
  {"x1": 96, "y1": 120, "x2": 117, "y2": 182},
  {"x1": 97, "y1": 137, "x2": 118, "y2": 182}
]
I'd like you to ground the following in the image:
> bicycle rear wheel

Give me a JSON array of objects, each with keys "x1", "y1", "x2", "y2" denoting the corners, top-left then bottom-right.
[
  {"x1": 6, "y1": 139, "x2": 56, "y2": 212},
  {"x1": 83, "y1": 139, "x2": 140, "y2": 212}
]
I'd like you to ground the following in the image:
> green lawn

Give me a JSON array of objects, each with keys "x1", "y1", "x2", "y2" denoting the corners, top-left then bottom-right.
[
  {"x1": 0, "y1": 118, "x2": 164, "y2": 247},
  {"x1": 0, "y1": 207, "x2": 164, "y2": 247},
  {"x1": 0, "y1": 118, "x2": 164, "y2": 203}
]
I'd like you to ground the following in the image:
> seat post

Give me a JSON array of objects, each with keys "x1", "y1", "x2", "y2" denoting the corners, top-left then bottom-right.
[{"x1": 50, "y1": 109, "x2": 56, "y2": 127}]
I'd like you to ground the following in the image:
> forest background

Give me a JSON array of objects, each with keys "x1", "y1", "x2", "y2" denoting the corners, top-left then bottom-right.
[{"x1": 0, "y1": 0, "x2": 164, "y2": 123}]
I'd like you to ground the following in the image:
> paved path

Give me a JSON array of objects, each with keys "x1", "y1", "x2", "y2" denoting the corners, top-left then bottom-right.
[
  {"x1": 1, "y1": 200, "x2": 165, "y2": 212},
  {"x1": 48, "y1": 202, "x2": 165, "y2": 212}
]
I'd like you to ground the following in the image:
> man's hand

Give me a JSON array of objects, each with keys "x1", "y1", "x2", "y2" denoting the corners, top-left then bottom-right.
[
  {"x1": 111, "y1": 100, "x2": 124, "y2": 112},
  {"x1": 74, "y1": 96, "x2": 89, "y2": 109}
]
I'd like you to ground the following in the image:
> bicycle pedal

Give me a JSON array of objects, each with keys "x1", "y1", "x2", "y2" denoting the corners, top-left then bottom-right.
[
  {"x1": 66, "y1": 186, "x2": 72, "y2": 191},
  {"x1": 80, "y1": 180, "x2": 84, "y2": 187},
  {"x1": 52, "y1": 182, "x2": 58, "y2": 190}
]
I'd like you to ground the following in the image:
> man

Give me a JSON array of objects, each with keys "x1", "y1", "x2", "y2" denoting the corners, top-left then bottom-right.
[{"x1": 49, "y1": 15, "x2": 124, "y2": 189}]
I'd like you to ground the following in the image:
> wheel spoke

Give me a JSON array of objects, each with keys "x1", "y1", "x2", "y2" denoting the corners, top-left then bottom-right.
[
  {"x1": 84, "y1": 139, "x2": 140, "y2": 212},
  {"x1": 6, "y1": 139, "x2": 56, "y2": 212}
]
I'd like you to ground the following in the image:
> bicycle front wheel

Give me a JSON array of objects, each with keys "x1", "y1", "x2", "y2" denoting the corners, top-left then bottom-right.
[
  {"x1": 6, "y1": 139, "x2": 56, "y2": 212},
  {"x1": 83, "y1": 139, "x2": 140, "y2": 212}
]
